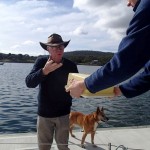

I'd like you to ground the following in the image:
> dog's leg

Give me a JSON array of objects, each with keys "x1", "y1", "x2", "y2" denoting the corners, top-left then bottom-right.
[
  {"x1": 69, "y1": 125, "x2": 76, "y2": 137},
  {"x1": 91, "y1": 131, "x2": 97, "y2": 147},
  {"x1": 81, "y1": 132, "x2": 87, "y2": 148}
]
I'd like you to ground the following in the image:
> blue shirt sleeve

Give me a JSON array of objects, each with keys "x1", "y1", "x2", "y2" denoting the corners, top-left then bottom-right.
[
  {"x1": 119, "y1": 61, "x2": 150, "y2": 98},
  {"x1": 85, "y1": 0, "x2": 150, "y2": 93}
]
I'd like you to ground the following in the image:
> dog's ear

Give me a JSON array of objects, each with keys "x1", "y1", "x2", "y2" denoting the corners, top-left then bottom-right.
[
  {"x1": 97, "y1": 107, "x2": 100, "y2": 113},
  {"x1": 101, "y1": 107, "x2": 104, "y2": 112}
]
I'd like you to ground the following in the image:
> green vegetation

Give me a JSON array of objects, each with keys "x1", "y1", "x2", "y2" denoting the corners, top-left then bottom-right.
[
  {"x1": 0, "y1": 50, "x2": 114, "y2": 65},
  {"x1": 63, "y1": 50, "x2": 114, "y2": 66},
  {"x1": 0, "y1": 53, "x2": 37, "y2": 63}
]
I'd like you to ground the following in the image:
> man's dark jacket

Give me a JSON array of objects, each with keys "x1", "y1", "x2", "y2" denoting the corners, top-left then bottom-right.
[{"x1": 25, "y1": 56, "x2": 78, "y2": 117}]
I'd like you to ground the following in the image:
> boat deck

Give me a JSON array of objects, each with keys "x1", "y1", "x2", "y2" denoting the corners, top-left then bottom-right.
[{"x1": 0, "y1": 126, "x2": 150, "y2": 150}]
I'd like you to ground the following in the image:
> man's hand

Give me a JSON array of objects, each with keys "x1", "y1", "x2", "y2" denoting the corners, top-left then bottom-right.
[
  {"x1": 42, "y1": 57, "x2": 63, "y2": 75},
  {"x1": 114, "y1": 86, "x2": 122, "y2": 97},
  {"x1": 65, "y1": 80, "x2": 86, "y2": 98}
]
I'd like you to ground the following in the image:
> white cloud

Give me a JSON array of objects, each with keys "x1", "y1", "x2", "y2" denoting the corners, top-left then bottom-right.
[
  {"x1": 10, "y1": 45, "x2": 20, "y2": 49},
  {"x1": 72, "y1": 24, "x2": 88, "y2": 35},
  {"x1": 73, "y1": 0, "x2": 134, "y2": 40},
  {"x1": 22, "y1": 40, "x2": 35, "y2": 45},
  {"x1": 0, "y1": 0, "x2": 135, "y2": 56}
]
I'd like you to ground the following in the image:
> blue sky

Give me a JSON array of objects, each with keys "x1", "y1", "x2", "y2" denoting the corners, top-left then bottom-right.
[{"x1": 0, "y1": 0, "x2": 134, "y2": 56}]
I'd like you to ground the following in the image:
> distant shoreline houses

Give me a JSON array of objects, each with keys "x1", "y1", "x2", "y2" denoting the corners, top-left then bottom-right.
[{"x1": 90, "y1": 60, "x2": 99, "y2": 65}]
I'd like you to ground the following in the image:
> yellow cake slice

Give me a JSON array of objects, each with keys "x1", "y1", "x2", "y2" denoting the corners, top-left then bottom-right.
[{"x1": 66, "y1": 73, "x2": 114, "y2": 98}]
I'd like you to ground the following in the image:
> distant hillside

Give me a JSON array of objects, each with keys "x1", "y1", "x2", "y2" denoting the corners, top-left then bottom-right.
[
  {"x1": 64, "y1": 50, "x2": 114, "y2": 65},
  {"x1": 0, "y1": 53, "x2": 37, "y2": 63},
  {"x1": 0, "y1": 50, "x2": 114, "y2": 65}
]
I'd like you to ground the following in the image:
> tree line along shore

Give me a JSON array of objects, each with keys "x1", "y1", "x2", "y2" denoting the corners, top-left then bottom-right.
[{"x1": 0, "y1": 50, "x2": 114, "y2": 66}]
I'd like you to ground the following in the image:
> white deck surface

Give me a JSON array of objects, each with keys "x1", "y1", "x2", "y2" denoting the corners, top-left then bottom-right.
[{"x1": 0, "y1": 126, "x2": 150, "y2": 150}]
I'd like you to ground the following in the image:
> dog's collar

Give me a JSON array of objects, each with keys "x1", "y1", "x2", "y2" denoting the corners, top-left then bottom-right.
[
  {"x1": 96, "y1": 121, "x2": 100, "y2": 125},
  {"x1": 93, "y1": 116, "x2": 100, "y2": 124}
]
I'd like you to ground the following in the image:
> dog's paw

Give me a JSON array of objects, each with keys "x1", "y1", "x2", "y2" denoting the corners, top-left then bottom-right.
[
  {"x1": 71, "y1": 134, "x2": 76, "y2": 138},
  {"x1": 81, "y1": 144, "x2": 86, "y2": 149}
]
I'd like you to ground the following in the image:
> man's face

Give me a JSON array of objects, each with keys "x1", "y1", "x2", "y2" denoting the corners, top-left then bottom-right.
[
  {"x1": 47, "y1": 45, "x2": 64, "y2": 63},
  {"x1": 127, "y1": 0, "x2": 138, "y2": 7}
]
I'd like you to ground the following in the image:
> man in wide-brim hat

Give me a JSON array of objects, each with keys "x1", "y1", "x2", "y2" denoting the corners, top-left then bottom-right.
[
  {"x1": 25, "y1": 33, "x2": 78, "y2": 150},
  {"x1": 39, "y1": 33, "x2": 70, "y2": 64},
  {"x1": 39, "y1": 33, "x2": 70, "y2": 51}
]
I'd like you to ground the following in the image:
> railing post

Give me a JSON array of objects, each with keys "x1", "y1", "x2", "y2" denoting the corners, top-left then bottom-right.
[{"x1": 108, "y1": 143, "x2": 111, "y2": 150}]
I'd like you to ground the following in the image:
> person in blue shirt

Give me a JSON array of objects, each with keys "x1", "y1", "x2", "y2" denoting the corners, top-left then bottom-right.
[
  {"x1": 66, "y1": 0, "x2": 150, "y2": 98},
  {"x1": 114, "y1": 61, "x2": 150, "y2": 98},
  {"x1": 25, "y1": 33, "x2": 78, "y2": 150}
]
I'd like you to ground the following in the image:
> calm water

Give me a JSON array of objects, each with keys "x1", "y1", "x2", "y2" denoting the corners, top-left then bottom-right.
[{"x1": 0, "y1": 63, "x2": 150, "y2": 134}]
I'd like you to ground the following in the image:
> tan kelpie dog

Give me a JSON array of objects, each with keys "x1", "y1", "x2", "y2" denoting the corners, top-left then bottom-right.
[{"x1": 69, "y1": 107, "x2": 109, "y2": 148}]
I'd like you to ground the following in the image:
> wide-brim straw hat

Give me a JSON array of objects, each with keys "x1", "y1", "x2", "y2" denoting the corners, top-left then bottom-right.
[{"x1": 39, "y1": 33, "x2": 70, "y2": 50}]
